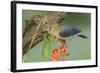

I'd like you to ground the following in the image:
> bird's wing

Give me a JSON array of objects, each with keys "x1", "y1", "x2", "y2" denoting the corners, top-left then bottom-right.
[{"x1": 59, "y1": 27, "x2": 81, "y2": 37}]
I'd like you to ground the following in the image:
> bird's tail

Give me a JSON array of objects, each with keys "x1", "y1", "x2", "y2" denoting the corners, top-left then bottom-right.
[{"x1": 77, "y1": 35, "x2": 87, "y2": 39}]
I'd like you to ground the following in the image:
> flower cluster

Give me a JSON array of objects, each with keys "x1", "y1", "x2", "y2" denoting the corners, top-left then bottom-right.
[{"x1": 51, "y1": 44, "x2": 68, "y2": 61}]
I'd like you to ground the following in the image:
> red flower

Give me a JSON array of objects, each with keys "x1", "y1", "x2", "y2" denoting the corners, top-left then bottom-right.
[
  {"x1": 51, "y1": 45, "x2": 69, "y2": 61},
  {"x1": 51, "y1": 48, "x2": 59, "y2": 61}
]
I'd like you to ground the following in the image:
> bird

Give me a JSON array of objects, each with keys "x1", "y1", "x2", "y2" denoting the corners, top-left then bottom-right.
[
  {"x1": 42, "y1": 16, "x2": 87, "y2": 60},
  {"x1": 46, "y1": 23, "x2": 87, "y2": 60},
  {"x1": 59, "y1": 26, "x2": 87, "y2": 39}
]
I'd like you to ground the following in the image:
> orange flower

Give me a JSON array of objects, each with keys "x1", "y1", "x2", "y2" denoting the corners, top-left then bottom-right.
[
  {"x1": 51, "y1": 45, "x2": 69, "y2": 61},
  {"x1": 60, "y1": 44, "x2": 67, "y2": 61},
  {"x1": 60, "y1": 45, "x2": 66, "y2": 54},
  {"x1": 51, "y1": 48, "x2": 59, "y2": 61}
]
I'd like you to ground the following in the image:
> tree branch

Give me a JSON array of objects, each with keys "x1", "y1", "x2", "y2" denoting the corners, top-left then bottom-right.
[{"x1": 23, "y1": 12, "x2": 68, "y2": 56}]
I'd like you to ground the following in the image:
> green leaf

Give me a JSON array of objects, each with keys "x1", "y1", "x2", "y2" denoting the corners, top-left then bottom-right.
[{"x1": 41, "y1": 33, "x2": 55, "y2": 59}]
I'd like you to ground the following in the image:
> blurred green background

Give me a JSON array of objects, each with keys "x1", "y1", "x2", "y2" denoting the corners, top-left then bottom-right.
[{"x1": 22, "y1": 10, "x2": 91, "y2": 62}]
